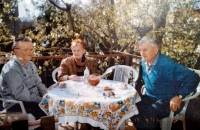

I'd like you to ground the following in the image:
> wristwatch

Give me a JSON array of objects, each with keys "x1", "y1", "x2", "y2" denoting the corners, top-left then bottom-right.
[{"x1": 177, "y1": 95, "x2": 183, "y2": 99}]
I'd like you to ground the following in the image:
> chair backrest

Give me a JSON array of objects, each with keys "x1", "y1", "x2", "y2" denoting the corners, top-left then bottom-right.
[
  {"x1": 101, "y1": 65, "x2": 139, "y2": 86},
  {"x1": 52, "y1": 67, "x2": 60, "y2": 83}
]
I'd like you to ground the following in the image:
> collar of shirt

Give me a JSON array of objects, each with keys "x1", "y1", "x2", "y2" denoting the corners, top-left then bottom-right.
[
  {"x1": 145, "y1": 53, "x2": 159, "y2": 73},
  {"x1": 13, "y1": 57, "x2": 34, "y2": 77},
  {"x1": 13, "y1": 56, "x2": 28, "y2": 68}
]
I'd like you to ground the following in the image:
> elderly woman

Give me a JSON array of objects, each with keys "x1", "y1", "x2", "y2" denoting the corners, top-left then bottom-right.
[
  {"x1": 57, "y1": 38, "x2": 100, "y2": 129},
  {"x1": 58, "y1": 38, "x2": 100, "y2": 82}
]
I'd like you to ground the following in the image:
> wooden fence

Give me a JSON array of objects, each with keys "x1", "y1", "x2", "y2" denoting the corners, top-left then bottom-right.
[{"x1": 0, "y1": 52, "x2": 141, "y2": 87}]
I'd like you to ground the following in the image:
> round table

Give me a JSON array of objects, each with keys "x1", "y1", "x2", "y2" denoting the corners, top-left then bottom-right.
[{"x1": 39, "y1": 79, "x2": 141, "y2": 130}]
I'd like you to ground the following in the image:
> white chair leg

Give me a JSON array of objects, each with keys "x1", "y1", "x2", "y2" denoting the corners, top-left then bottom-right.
[
  {"x1": 161, "y1": 118, "x2": 168, "y2": 130},
  {"x1": 55, "y1": 122, "x2": 61, "y2": 130},
  {"x1": 166, "y1": 111, "x2": 174, "y2": 130},
  {"x1": 161, "y1": 111, "x2": 174, "y2": 130},
  {"x1": 27, "y1": 113, "x2": 35, "y2": 121},
  {"x1": 74, "y1": 122, "x2": 78, "y2": 130}
]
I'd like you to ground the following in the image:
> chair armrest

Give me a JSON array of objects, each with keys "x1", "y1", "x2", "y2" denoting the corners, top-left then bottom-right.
[
  {"x1": 182, "y1": 82, "x2": 200, "y2": 101},
  {"x1": 100, "y1": 68, "x2": 113, "y2": 79},
  {"x1": 0, "y1": 98, "x2": 26, "y2": 115},
  {"x1": 52, "y1": 67, "x2": 60, "y2": 83},
  {"x1": 182, "y1": 92, "x2": 200, "y2": 101}
]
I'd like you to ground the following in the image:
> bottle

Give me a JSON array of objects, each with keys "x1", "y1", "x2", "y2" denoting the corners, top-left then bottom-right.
[{"x1": 84, "y1": 67, "x2": 89, "y2": 84}]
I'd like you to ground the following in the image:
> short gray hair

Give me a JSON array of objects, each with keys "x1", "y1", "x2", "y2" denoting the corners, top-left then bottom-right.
[
  {"x1": 12, "y1": 37, "x2": 32, "y2": 50},
  {"x1": 138, "y1": 37, "x2": 158, "y2": 47}
]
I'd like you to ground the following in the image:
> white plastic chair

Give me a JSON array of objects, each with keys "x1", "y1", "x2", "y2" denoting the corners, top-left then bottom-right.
[
  {"x1": 0, "y1": 98, "x2": 28, "y2": 123},
  {"x1": 0, "y1": 98, "x2": 60, "y2": 130},
  {"x1": 101, "y1": 65, "x2": 139, "y2": 129},
  {"x1": 52, "y1": 67, "x2": 60, "y2": 83},
  {"x1": 0, "y1": 98, "x2": 40, "y2": 129},
  {"x1": 161, "y1": 82, "x2": 200, "y2": 130},
  {"x1": 101, "y1": 65, "x2": 139, "y2": 86},
  {"x1": 0, "y1": 98, "x2": 36, "y2": 122}
]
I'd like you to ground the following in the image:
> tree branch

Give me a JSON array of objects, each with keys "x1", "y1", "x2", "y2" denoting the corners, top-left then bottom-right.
[{"x1": 48, "y1": 0, "x2": 66, "y2": 11}]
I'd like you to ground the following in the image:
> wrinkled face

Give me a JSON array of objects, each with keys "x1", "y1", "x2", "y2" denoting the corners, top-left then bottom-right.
[
  {"x1": 138, "y1": 42, "x2": 158, "y2": 64},
  {"x1": 71, "y1": 43, "x2": 85, "y2": 60},
  {"x1": 13, "y1": 41, "x2": 34, "y2": 64}
]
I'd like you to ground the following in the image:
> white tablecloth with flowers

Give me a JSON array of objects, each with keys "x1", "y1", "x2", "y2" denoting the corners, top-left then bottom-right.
[{"x1": 39, "y1": 79, "x2": 141, "y2": 130}]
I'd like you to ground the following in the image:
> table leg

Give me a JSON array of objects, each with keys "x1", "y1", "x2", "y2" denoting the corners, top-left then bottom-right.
[
  {"x1": 74, "y1": 122, "x2": 78, "y2": 130},
  {"x1": 120, "y1": 120, "x2": 125, "y2": 130}
]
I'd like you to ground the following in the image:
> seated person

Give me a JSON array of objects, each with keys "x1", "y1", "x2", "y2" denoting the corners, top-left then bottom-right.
[
  {"x1": 0, "y1": 37, "x2": 47, "y2": 120},
  {"x1": 57, "y1": 38, "x2": 100, "y2": 130},
  {"x1": 58, "y1": 38, "x2": 100, "y2": 82},
  {"x1": 130, "y1": 36, "x2": 199, "y2": 130}
]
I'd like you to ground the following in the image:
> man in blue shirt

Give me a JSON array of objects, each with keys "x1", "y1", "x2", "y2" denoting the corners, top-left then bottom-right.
[
  {"x1": 0, "y1": 37, "x2": 47, "y2": 120},
  {"x1": 130, "y1": 37, "x2": 199, "y2": 130}
]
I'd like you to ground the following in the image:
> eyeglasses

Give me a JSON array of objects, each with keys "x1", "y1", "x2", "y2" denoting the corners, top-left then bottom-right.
[{"x1": 14, "y1": 48, "x2": 35, "y2": 53}]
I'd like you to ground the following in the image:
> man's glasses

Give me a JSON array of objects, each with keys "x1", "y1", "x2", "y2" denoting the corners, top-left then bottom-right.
[{"x1": 14, "y1": 48, "x2": 35, "y2": 53}]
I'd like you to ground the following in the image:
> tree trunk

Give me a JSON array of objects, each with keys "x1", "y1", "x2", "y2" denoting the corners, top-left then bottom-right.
[{"x1": 66, "y1": 3, "x2": 75, "y2": 33}]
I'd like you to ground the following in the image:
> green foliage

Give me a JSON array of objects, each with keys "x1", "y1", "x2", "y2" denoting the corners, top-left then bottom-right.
[
  {"x1": 162, "y1": 9, "x2": 200, "y2": 68},
  {"x1": 0, "y1": 0, "x2": 200, "y2": 69},
  {"x1": 0, "y1": 23, "x2": 11, "y2": 43},
  {"x1": 23, "y1": 3, "x2": 74, "y2": 55},
  {"x1": 0, "y1": 1, "x2": 17, "y2": 45},
  {"x1": 72, "y1": 1, "x2": 142, "y2": 52}
]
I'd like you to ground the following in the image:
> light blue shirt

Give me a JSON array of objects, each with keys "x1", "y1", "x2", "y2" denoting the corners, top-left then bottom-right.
[
  {"x1": 0, "y1": 57, "x2": 47, "y2": 109},
  {"x1": 145, "y1": 53, "x2": 159, "y2": 74}
]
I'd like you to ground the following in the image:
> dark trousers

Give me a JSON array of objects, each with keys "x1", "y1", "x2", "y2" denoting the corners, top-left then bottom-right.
[
  {"x1": 7, "y1": 101, "x2": 47, "y2": 120},
  {"x1": 130, "y1": 95, "x2": 184, "y2": 130}
]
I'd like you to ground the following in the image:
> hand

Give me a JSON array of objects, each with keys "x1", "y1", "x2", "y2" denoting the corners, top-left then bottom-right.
[
  {"x1": 55, "y1": 82, "x2": 67, "y2": 88},
  {"x1": 58, "y1": 82, "x2": 67, "y2": 88},
  {"x1": 169, "y1": 96, "x2": 182, "y2": 112}
]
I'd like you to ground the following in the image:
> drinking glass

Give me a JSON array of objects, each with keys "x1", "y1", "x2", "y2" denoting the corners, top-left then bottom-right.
[{"x1": 87, "y1": 75, "x2": 100, "y2": 89}]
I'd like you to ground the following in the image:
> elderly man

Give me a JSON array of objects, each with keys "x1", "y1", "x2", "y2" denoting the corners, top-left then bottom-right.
[
  {"x1": 131, "y1": 37, "x2": 199, "y2": 130},
  {"x1": 0, "y1": 37, "x2": 47, "y2": 120}
]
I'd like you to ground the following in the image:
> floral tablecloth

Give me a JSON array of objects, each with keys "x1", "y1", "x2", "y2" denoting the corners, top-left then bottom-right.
[{"x1": 39, "y1": 79, "x2": 141, "y2": 130}]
